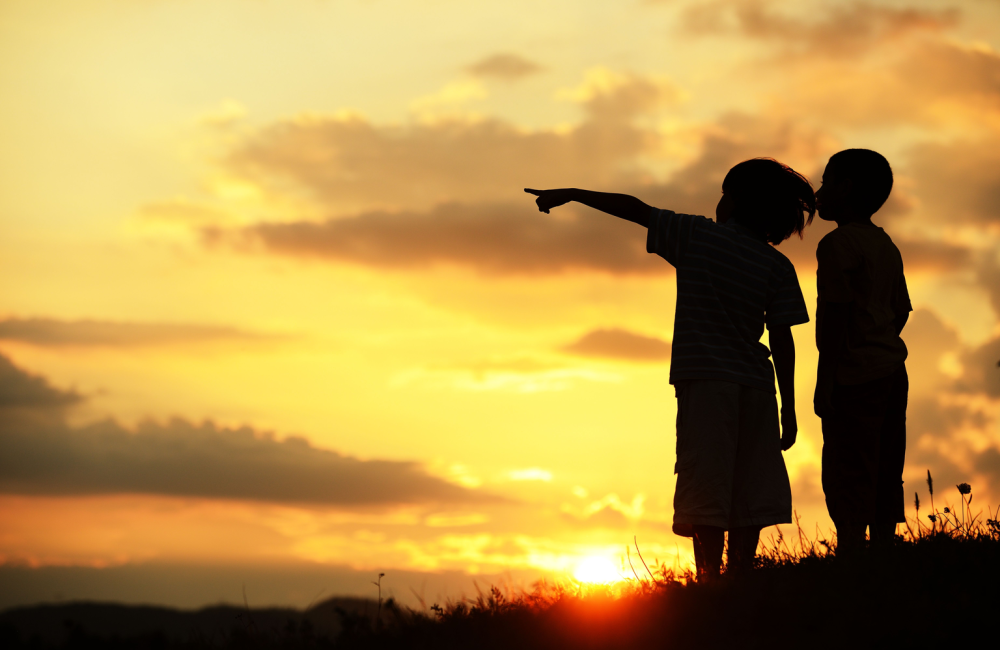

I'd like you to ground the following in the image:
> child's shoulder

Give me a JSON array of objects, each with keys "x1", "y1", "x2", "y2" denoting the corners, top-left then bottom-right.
[{"x1": 817, "y1": 223, "x2": 875, "y2": 254}]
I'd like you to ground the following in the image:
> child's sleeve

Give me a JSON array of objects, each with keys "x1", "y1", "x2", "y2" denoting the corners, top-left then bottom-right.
[
  {"x1": 645, "y1": 207, "x2": 704, "y2": 267},
  {"x1": 815, "y1": 233, "x2": 857, "y2": 304},
  {"x1": 766, "y1": 261, "x2": 810, "y2": 326}
]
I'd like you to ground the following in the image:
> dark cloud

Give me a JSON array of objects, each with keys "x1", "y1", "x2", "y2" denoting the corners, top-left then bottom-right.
[
  {"x1": 235, "y1": 202, "x2": 661, "y2": 276},
  {"x1": 466, "y1": 53, "x2": 542, "y2": 80},
  {"x1": 681, "y1": 0, "x2": 958, "y2": 57},
  {"x1": 0, "y1": 353, "x2": 490, "y2": 507},
  {"x1": 562, "y1": 328, "x2": 671, "y2": 362},
  {"x1": 0, "y1": 354, "x2": 81, "y2": 410},
  {"x1": 0, "y1": 318, "x2": 266, "y2": 347},
  {"x1": 0, "y1": 418, "x2": 490, "y2": 506}
]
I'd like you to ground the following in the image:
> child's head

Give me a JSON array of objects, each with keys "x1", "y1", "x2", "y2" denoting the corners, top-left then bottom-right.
[
  {"x1": 719, "y1": 158, "x2": 816, "y2": 245},
  {"x1": 817, "y1": 149, "x2": 893, "y2": 222}
]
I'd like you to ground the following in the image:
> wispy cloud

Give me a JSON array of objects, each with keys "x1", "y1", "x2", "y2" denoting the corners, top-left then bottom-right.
[
  {"x1": 680, "y1": 0, "x2": 959, "y2": 57},
  {"x1": 562, "y1": 328, "x2": 671, "y2": 362},
  {"x1": 0, "y1": 318, "x2": 269, "y2": 348},
  {"x1": 233, "y1": 202, "x2": 659, "y2": 276},
  {"x1": 466, "y1": 53, "x2": 542, "y2": 80}
]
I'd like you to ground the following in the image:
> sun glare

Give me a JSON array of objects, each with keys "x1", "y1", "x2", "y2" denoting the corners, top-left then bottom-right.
[{"x1": 573, "y1": 555, "x2": 623, "y2": 584}]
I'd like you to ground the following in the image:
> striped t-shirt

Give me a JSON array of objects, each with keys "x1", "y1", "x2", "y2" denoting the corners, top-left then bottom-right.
[{"x1": 646, "y1": 208, "x2": 809, "y2": 392}]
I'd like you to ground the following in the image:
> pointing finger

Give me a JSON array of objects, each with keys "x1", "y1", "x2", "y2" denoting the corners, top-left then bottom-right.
[{"x1": 524, "y1": 188, "x2": 542, "y2": 196}]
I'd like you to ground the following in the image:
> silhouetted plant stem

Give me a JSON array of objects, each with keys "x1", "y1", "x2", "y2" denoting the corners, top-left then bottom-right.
[{"x1": 372, "y1": 573, "x2": 385, "y2": 631}]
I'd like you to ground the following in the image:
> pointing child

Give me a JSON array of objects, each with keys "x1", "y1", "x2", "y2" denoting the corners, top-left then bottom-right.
[{"x1": 526, "y1": 158, "x2": 815, "y2": 577}]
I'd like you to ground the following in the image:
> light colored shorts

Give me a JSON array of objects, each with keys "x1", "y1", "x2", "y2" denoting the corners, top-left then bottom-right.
[{"x1": 672, "y1": 380, "x2": 792, "y2": 531}]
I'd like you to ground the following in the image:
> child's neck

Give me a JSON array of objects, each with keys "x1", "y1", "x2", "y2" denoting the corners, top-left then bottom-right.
[{"x1": 836, "y1": 213, "x2": 876, "y2": 228}]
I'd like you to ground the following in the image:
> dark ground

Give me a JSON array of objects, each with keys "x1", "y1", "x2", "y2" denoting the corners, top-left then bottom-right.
[{"x1": 3, "y1": 533, "x2": 999, "y2": 649}]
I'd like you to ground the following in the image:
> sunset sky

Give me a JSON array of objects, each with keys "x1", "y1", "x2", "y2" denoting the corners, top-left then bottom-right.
[{"x1": 2, "y1": 0, "x2": 1000, "y2": 609}]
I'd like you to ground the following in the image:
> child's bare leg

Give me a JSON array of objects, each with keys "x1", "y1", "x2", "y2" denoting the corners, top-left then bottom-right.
[
  {"x1": 692, "y1": 525, "x2": 724, "y2": 579},
  {"x1": 728, "y1": 526, "x2": 762, "y2": 572}
]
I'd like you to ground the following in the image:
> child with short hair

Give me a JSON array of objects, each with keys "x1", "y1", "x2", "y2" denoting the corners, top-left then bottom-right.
[
  {"x1": 813, "y1": 149, "x2": 911, "y2": 555},
  {"x1": 526, "y1": 157, "x2": 815, "y2": 578}
]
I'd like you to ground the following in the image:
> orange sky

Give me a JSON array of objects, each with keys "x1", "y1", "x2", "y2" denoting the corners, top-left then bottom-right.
[{"x1": 2, "y1": 0, "x2": 1000, "y2": 609}]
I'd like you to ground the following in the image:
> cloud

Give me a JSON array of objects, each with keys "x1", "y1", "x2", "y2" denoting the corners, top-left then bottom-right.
[
  {"x1": 680, "y1": 0, "x2": 959, "y2": 57},
  {"x1": 235, "y1": 202, "x2": 660, "y2": 276},
  {"x1": 901, "y1": 309, "x2": 962, "y2": 396},
  {"x1": 960, "y1": 335, "x2": 1000, "y2": 398},
  {"x1": 638, "y1": 112, "x2": 834, "y2": 214},
  {"x1": 224, "y1": 70, "x2": 682, "y2": 215},
  {"x1": 0, "y1": 355, "x2": 81, "y2": 411},
  {"x1": 973, "y1": 447, "x2": 1000, "y2": 483},
  {"x1": 466, "y1": 53, "x2": 542, "y2": 80},
  {"x1": 978, "y1": 260, "x2": 1000, "y2": 321},
  {"x1": 221, "y1": 109, "x2": 841, "y2": 275},
  {"x1": 907, "y1": 137, "x2": 1000, "y2": 227},
  {"x1": 783, "y1": 38, "x2": 1000, "y2": 128},
  {"x1": 896, "y1": 41, "x2": 1000, "y2": 108},
  {"x1": 202, "y1": 70, "x2": 985, "y2": 294},
  {"x1": 0, "y1": 318, "x2": 268, "y2": 347},
  {"x1": 0, "y1": 353, "x2": 490, "y2": 507},
  {"x1": 906, "y1": 395, "x2": 989, "y2": 442},
  {"x1": 562, "y1": 328, "x2": 671, "y2": 362},
  {"x1": 557, "y1": 67, "x2": 685, "y2": 121},
  {"x1": 895, "y1": 239, "x2": 973, "y2": 274}
]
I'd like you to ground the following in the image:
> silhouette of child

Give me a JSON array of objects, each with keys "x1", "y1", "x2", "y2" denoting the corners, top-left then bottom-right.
[
  {"x1": 813, "y1": 149, "x2": 911, "y2": 555},
  {"x1": 526, "y1": 158, "x2": 815, "y2": 578}
]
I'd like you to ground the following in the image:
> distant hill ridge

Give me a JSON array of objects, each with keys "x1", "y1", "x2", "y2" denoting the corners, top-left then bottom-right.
[{"x1": 0, "y1": 596, "x2": 378, "y2": 647}]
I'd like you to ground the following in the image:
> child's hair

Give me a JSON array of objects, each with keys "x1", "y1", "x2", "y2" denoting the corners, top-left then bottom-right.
[
  {"x1": 722, "y1": 158, "x2": 816, "y2": 245},
  {"x1": 827, "y1": 148, "x2": 893, "y2": 216}
]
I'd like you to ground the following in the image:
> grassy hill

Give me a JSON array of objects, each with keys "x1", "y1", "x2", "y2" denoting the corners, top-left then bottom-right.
[{"x1": 4, "y1": 513, "x2": 998, "y2": 649}]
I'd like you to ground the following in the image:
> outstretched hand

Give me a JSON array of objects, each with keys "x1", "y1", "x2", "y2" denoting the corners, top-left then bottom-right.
[{"x1": 525, "y1": 188, "x2": 574, "y2": 214}]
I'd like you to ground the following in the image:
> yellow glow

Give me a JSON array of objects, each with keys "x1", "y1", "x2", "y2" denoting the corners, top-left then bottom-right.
[{"x1": 573, "y1": 556, "x2": 623, "y2": 584}]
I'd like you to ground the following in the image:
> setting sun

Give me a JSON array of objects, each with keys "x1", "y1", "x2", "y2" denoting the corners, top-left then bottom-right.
[{"x1": 573, "y1": 556, "x2": 624, "y2": 584}]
